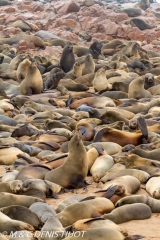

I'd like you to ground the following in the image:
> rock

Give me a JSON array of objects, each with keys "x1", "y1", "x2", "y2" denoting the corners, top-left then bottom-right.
[
  {"x1": 4, "y1": 7, "x2": 16, "y2": 13},
  {"x1": 57, "y1": 1, "x2": 80, "y2": 14},
  {"x1": 54, "y1": 19, "x2": 76, "y2": 28},
  {"x1": 3, "y1": 27, "x2": 22, "y2": 37}
]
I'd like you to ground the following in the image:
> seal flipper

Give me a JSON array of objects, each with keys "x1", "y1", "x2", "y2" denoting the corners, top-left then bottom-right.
[
  {"x1": 137, "y1": 116, "x2": 148, "y2": 143},
  {"x1": 125, "y1": 235, "x2": 145, "y2": 240},
  {"x1": 26, "y1": 87, "x2": 33, "y2": 96}
]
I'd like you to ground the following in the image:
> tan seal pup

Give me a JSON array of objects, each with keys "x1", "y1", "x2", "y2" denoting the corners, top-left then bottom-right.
[
  {"x1": 102, "y1": 175, "x2": 141, "y2": 195},
  {"x1": 64, "y1": 62, "x2": 83, "y2": 80},
  {"x1": 9, "y1": 53, "x2": 27, "y2": 70},
  {"x1": 20, "y1": 62, "x2": 43, "y2": 95},
  {"x1": 82, "y1": 54, "x2": 95, "y2": 75},
  {"x1": 22, "y1": 179, "x2": 62, "y2": 198},
  {"x1": 0, "y1": 211, "x2": 34, "y2": 234},
  {"x1": 16, "y1": 58, "x2": 31, "y2": 82},
  {"x1": 45, "y1": 132, "x2": 88, "y2": 189},
  {"x1": 100, "y1": 169, "x2": 150, "y2": 184},
  {"x1": 90, "y1": 154, "x2": 114, "y2": 182},
  {"x1": 128, "y1": 76, "x2": 152, "y2": 99},
  {"x1": 93, "y1": 66, "x2": 108, "y2": 92},
  {"x1": 146, "y1": 176, "x2": 160, "y2": 199},
  {"x1": 56, "y1": 197, "x2": 114, "y2": 227},
  {"x1": 0, "y1": 180, "x2": 22, "y2": 193},
  {"x1": 103, "y1": 203, "x2": 151, "y2": 224}
]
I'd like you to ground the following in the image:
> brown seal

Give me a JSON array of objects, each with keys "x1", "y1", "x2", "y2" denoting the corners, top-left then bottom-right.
[
  {"x1": 103, "y1": 203, "x2": 151, "y2": 224},
  {"x1": 20, "y1": 62, "x2": 43, "y2": 95},
  {"x1": 128, "y1": 76, "x2": 151, "y2": 99},
  {"x1": 0, "y1": 205, "x2": 42, "y2": 229},
  {"x1": 82, "y1": 54, "x2": 95, "y2": 75},
  {"x1": 56, "y1": 197, "x2": 114, "y2": 227},
  {"x1": 60, "y1": 44, "x2": 75, "y2": 73},
  {"x1": 45, "y1": 132, "x2": 88, "y2": 189}
]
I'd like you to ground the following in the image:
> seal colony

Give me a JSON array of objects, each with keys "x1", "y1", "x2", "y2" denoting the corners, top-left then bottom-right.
[{"x1": 1, "y1": 0, "x2": 160, "y2": 238}]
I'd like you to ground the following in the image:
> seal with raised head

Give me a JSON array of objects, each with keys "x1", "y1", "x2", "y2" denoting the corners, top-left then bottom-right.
[
  {"x1": 45, "y1": 132, "x2": 88, "y2": 189},
  {"x1": 20, "y1": 62, "x2": 43, "y2": 95},
  {"x1": 60, "y1": 44, "x2": 75, "y2": 73}
]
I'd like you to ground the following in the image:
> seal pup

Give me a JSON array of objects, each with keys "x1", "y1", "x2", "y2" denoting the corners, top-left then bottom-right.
[
  {"x1": 45, "y1": 132, "x2": 88, "y2": 189},
  {"x1": 60, "y1": 44, "x2": 75, "y2": 73},
  {"x1": 128, "y1": 76, "x2": 151, "y2": 99},
  {"x1": 93, "y1": 66, "x2": 108, "y2": 92},
  {"x1": 146, "y1": 176, "x2": 160, "y2": 199},
  {"x1": 16, "y1": 58, "x2": 31, "y2": 82},
  {"x1": 64, "y1": 62, "x2": 83, "y2": 80},
  {"x1": 144, "y1": 73, "x2": 155, "y2": 89},
  {"x1": 20, "y1": 62, "x2": 43, "y2": 95},
  {"x1": 82, "y1": 54, "x2": 95, "y2": 75}
]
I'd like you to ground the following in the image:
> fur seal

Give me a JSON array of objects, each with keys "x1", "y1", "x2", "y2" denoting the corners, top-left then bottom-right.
[
  {"x1": 100, "y1": 169, "x2": 149, "y2": 183},
  {"x1": 41, "y1": 217, "x2": 65, "y2": 239},
  {"x1": 45, "y1": 132, "x2": 88, "y2": 189},
  {"x1": 126, "y1": 18, "x2": 154, "y2": 30},
  {"x1": 146, "y1": 176, "x2": 160, "y2": 199},
  {"x1": 0, "y1": 205, "x2": 42, "y2": 229},
  {"x1": 134, "y1": 0, "x2": 150, "y2": 10},
  {"x1": 73, "y1": 46, "x2": 89, "y2": 57},
  {"x1": 0, "y1": 211, "x2": 34, "y2": 234},
  {"x1": 29, "y1": 202, "x2": 56, "y2": 224},
  {"x1": 70, "y1": 218, "x2": 127, "y2": 235},
  {"x1": 56, "y1": 197, "x2": 114, "y2": 227},
  {"x1": 54, "y1": 194, "x2": 84, "y2": 214},
  {"x1": 93, "y1": 127, "x2": 146, "y2": 147},
  {"x1": 76, "y1": 122, "x2": 94, "y2": 141},
  {"x1": 15, "y1": 164, "x2": 50, "y2": 181},
  {"x1": 60, "y1": 44, "x2": 75, "y2": 73},
  {"x1": 0, "y1": 32, "x2": 45, "y2": 48},
  {"x1": 0, "y1": 180, "x2": 22, "y2": 193},
  {"x1": 22, "y1": 179, "x2": 62, "y2": 198},
  {"x1": 93, "y1": 66, "x2": 108, "y2": 92},
  {"x1": 116, "y1": 195, "x2": 160, "y2": 213},
  {"x1": 64, "y1": 62, "x2": 83, "y2": 79},
  {"x1": 102, "y1": 175, "x2": 141, "y2": 195},
  {"x1": 70, "y1": 97, "x2": 115, "y2": 109},
  {"x1": 118, "y1": 8, "x2": 142, "y2": 17},
  {"x1": 103, "y1": 203, "x2": 151, "y2": 224},
  {"x1": 82, "y1": 54, "x2": 95, "y2": 75},
  {"x1": 74, "y1": 73, "x2": 96, "y2": 87},
  {"x1": 45, "y1": 71, "x2": 65, "y2": 90},
  {"x1": 20, "y1": 62, "x2": 43, "y2": 95},
  {"x1": 0, "y1": 192, "x2": 43, "y2": 208},
  {"x1": 128, "y1": 76, "x2": 152, "y2": 99},
  {"x1": 90, "y1": 154, "x2": 114, "y2": 182},
  {"x1": 144, "y1": 73, "x2": 155, "y2": 89},
  {"x1": 58, "y1": 79, "x2": 89, "y2": 91},
  {"x1": 88, "y1": 41, "x2": 103, "y2": 59},
  {"x1": 130, "y1": 148, "x2": 160, "y2": 161},
  {"x1": 16, "y1": 58, "x2": 31, "y2": 82}
]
